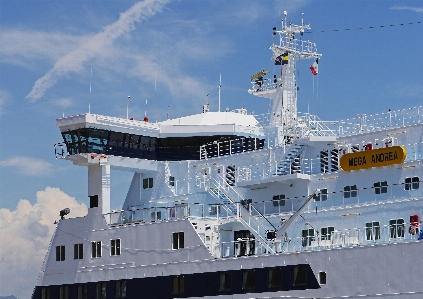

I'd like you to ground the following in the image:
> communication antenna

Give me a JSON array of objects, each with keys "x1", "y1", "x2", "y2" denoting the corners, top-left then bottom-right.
[
  {"x1": 154, "y1": 70, "x2": 157, "y2": 122},
  {"x1": 218, "y1": 73, "x2": 221, "y2": 112},
  {"x1": 127, "y1": 96, "x2": 130, "y2": 119},
  {"x1": 89, "y1": 66, "x2": 92, "y2": 114}
]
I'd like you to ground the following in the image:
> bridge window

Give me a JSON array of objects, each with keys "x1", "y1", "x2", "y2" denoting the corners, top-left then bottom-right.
[
  {"x1": 59, "y1": 286, "x2": 69, "y2": 299},
  {"x1": 293, "y1": 265, "x2": 307, "y2": 286},
  {"x1": 272, "y1": 194, "x2": 285, "y2": 206},
  {"x1": 389, "y1": 219, "x2": 405, "y2": 238},
  {"x1": 143, "y1": 178, "x2": 153, "y2": 189},
  {"x1": 301, "y1": 229, "x2": 315, "y2": 247},
  {"x1": 366, "y1": 221, "x2": 380, "y2": 241},
  {"x1": 374, "y1": 181, "x2": 387, "y2": 194},
  {"x1": 172, "y1": 276, "x2": 184, "y2": 294},
  {"x1": 242, "y1": 270, "x2": 255, "y2": 289},
  {"x1": 169, "y1": 176, "x2": 175, "y2": 186},
  {"x1": 111, "y1": 239, "x2": 121, "y2": 256},
  {"x1": 172, "y1": 232, "x2": 184, "y2": 249},
  {"x1": 219, "y1": 272, "x2": 232, "y2": 291},
  {"x1": 315, "y1": 189, "x2": 328, "y2": 201},
  {"x1": 77, "y1": 284, "x2": 87, "y2": 299},
  {"x1": 321, "y1": 226, "x2": 334, "y2": 241},
  {"x1": 405, "y1": 177, "x2": 419, "y2": 190},
  {"x1": 116, "y1": 280, "x2": 126, "y2": 298},
  {"x1": 56, "y1": 245, "x2": 65, "y2": 261},
  {"x1": 74, "y1": 243, "x2": 83, "y2": 259},
  {"x1": 343, "y1": 185, "x2": 357, "y2": 198},
  {"x1": 91, "y1": 241, "x2": 102, "y2": 258},
  {"x1": 96, "y1": 283, "x2": 106, "y2": 299},
  {"x1": 268, "y1": 268, "x2": 281, "y2": 288}
]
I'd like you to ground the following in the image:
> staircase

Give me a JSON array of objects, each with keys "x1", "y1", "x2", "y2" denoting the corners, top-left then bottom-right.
[
  {"x1": 207, "y1": 175, "x2": 277, "y2": 254},
  {"x1": 275, "y1": 144, "x2": 306, "y2": 175}
]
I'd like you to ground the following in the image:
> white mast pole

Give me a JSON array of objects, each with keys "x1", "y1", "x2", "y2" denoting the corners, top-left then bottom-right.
[{"x1": 127, "y1": 96, "x2": 130, "y2": 119}]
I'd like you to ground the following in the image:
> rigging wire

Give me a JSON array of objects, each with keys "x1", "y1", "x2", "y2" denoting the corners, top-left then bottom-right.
[{"x1": 307, "y1": 21, "x2": 422, "y2": 33}]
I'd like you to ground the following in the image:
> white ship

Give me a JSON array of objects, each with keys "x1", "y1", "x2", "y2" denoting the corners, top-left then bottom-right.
[{"x1": 33, "y1": 13, "x2": 423, "y2": 299}]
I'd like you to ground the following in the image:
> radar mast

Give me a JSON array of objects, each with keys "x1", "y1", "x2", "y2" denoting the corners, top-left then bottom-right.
[{"x1": 249, "y1": 11, "x2": 321, "y2": 140}]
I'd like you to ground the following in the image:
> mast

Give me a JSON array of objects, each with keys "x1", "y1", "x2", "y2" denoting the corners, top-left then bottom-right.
[{"x1": 249, "y1": 11, "x2": 321, "y2": 139}]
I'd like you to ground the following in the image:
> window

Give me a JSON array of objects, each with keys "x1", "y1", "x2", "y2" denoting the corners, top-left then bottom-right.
[
  {"x1": 169, "y1": 176, "x2": 175, "y2": 187},
  {"x1": 268, "y1": 268, "x2": 281, "y2": 288},
  {"x1": 172, "y1": 232, "x2": 184, "y2": 249},
  {"x1": 96, "y1": 283, "x2": 106, "y2": 299},
  {"x1": 319, "y1": 271, "x2": 327, "y2": 285},
  {"x1": 219, "y1": 272, "x2": 232, "y2": 291},
  {"x1": 59, "y1": 286, "x2": 69, "y2": 299},
  {"x1": 293, "y1": 265, "x2": 307, "y2": 286},
  {"x1": 172, "y1": 276, "x2": 184, "y2": 294},
  {"x1": 78, "y1": 284, "x2": 87, "y2": 299},
  {"x1": 315, "y1": 189, "x2": 328, "y2": 201},
  {"x1": 116, "y1": 281, "x2": 126, "y2": 298},
  {"x1": 389, "y1": 219, "x2": 405, "y2": 238},
  {"x1": 92, "y1": 241, "x2": 102, "y2": 258},
  {"x1": 242, "y1": 270, "x2": 255, "y2": 290},
  {"x1": 343, "y1": 185, "x2": 358, "y2": 198},
  {"x1": 41, "y1": 287, "x2": 50, "y2": 299},
  {"x1": 365, "y1": 222, "x2": 380, "y2": 241},
  {"x1": 405, "y1": 177, "x2": 420, "y2": 190},
  {"x1": 74, "y1": 243, "x2": 83, "y2": 259},
  {"x1": 56, "y1": 245, "x2": 65, "y2": 261},
  {"x1": 301, "y1": 229, "x2": 315, "y2": 247},
  {"x1": 374, "y1": 181, "x2": 388, "y2": 194},
  {"x1": 321, "y1": 226, "x2": 334, "y2": 241},
  {"x1": 272, "y1": 194, "x2": 285, "y2": 207},
  {"x1": 143, "y1": 177, "x2": 153, "y2": 189},
  {"x1": 111, "y1": 239, "x2": 121, "y2": 256}
]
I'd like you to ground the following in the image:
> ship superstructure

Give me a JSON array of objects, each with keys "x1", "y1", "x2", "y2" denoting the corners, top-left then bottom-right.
[{"x1": 34, "y1": 13, "x2": 423, "y2": 299}]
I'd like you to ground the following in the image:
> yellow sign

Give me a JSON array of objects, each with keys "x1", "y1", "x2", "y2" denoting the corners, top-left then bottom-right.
[{"x1": 339, "y1": 146, "x2": 406, "y2": 171}]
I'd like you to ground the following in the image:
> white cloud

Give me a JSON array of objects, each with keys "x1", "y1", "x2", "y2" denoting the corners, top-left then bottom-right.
[
  {"x1": 25, "y1": 0, "x2": 170, "y2": 102},
  {"x1": 0, "y1": 187, "x2": 87, "y2": 299},
  {"x1": 0, "y1": 89, "x2": 10, "y2": 116},
  {"x1": 390, "y1": 6, "x2": 423, "y2": 13},
  {"x1": 0, "y1": 156, "x2": 54, "y2": 176}
]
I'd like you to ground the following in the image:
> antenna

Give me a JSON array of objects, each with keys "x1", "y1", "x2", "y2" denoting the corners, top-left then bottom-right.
[
  {"x1": 218, "y1": 73, "x2": 221, "y2": 112},
  {"x1": 154, "y1": 70, "x2": 157, "y2": 122},
  {"x1": 89, "y1": 66, "x2": 92, "y2": 114},
  {"x1": 127, "y1": 96, "x2": 130, "y2": 119}
]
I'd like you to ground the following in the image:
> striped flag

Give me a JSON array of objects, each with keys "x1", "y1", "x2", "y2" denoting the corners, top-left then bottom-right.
[{"x1": 310, "y1": 59, "x2": 318, "y2": 75}]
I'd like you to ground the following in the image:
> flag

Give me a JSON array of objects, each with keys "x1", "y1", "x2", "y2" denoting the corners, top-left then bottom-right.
[
  {"x1": 282, "y1": 52, "x2": 288, "y2": 65},
  {"x1": 310, "y1": 59, "x2": 318, "y2": 75}
]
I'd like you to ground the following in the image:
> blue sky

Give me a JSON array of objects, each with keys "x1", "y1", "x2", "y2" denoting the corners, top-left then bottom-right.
[{"x1": 0, "y1": 0, "x2": 422, "y2": 297}]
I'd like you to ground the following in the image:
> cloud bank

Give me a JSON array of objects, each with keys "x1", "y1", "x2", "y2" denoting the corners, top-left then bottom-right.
[
  {"x1": 0, "y1": 156, "x2": 54, "y2": 176},
  {"x1": 25, "y1": 0, "x2": 170, "y2": 102},
  {"x1": 390, "y1": 6, "x2": 423, "y2": 13},
  {"x1": 0, "y1": 188, "x2": 87, "y2": 299}
]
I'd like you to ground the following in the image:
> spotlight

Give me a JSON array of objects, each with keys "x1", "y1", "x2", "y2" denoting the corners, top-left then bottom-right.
[{"x1": 60, "y1": 208, "x2": 70, "y2": 219}]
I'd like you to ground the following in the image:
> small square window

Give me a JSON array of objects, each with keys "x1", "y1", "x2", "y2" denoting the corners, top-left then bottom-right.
[
  {"x1": 315, "y1": 189, "x2": 328, "y2": 202},
  {"x1": 405, "y1": 177, "x2": 420, "y2": 190},
  {"x1": 344, "y1": 185, "x2": 357, "y2": 198},
  {"x1": 272, "y1": 194, "x2": 285, "y2": 206},
  {"x1": 172, "y1": 232, "x2": 184, "y2": 249},
  {"x1": 169, "y1": 176, "x2": 175, "y2": 187},
  {"x1": 374, "y1": 181, "x2": 388, "y2": 194},
  {"x1": 143, "y1": 177, "x2": 154, "y2": 189},
  {"x1": 219, "y1": 272, "x2": 232, "y2": 291}
]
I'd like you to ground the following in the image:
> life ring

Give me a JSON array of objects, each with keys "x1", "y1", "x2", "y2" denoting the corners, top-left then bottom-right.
[{"x1": 409, "y1": 225, "x2": 418, "y2": 235}]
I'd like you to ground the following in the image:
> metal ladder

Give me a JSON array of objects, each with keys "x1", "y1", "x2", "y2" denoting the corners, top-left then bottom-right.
[{"x1": 276, "y1": 144, "x2": 305, "y2": 175}]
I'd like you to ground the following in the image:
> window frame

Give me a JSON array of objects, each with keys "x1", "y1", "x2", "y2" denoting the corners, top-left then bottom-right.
[
  {"x1": 143, "y1": 177, "x2": 154, "y2": 189},
  {"x1": 74, "y1": 243, "x2": 83, "y2": 260},
  {"x1": 116, "y1": 280, "x2": 127, "y2": 298},
  {"x1": 301, "y1": 229, "x2": 315, "y2": 247},
  {"x1": 219, "y1": 272, "x2": 232, "y2": 291},
  {"x1": 365, "y1": 221, "x2": 381, "y2": 241},
  {"x1": 242, "y1": 270, "x2": 256, "y2": 290},
  {"x1": 77, "y1": 284, "x2": 88, "y2": 299},
  {"x1": 343, "y1": 185, "x2": 358, "y2": 198},
  {"x1": 111, "y1": 239, "x2": 121, "y2": 256},
  {"x1": 293, "y1": 265, "x2": 307, "y2": 286},
  {"x1": 315, "y1": 188, "x2": 328, "y2": 202},
  {"x1": 268, "y1": 268, "x2": 281, "y2": 288},
  {"x1": 320, "y1": 226, "x2": 334, "y2": 241},
  {"x1": 272, "y1": 194, "x2": 286, "y2": 207},
  {"x1": 96, "y1": 282, "x2": 106, "y2": 299},
  {"x1": 405, "y1": 176, "x2": 420, "y2": 190},
  {"x1": 56, "y1": 245, "x2": 65, "y2": 261},
  {"x1": 373, "y1": 181, "x2": 388, "y2": 194},
  {"x1": 389, "y1": 218, "x2": 405, "y2": 238},
  {"x1": 91, "y1": 241, "x2": 102, "y2": 258},
  {"x1": 59, "y1": 286, "x2": 69, "y2": 299},
  {"x1": 172, "y1": 276, "x2": 185, "y2": 294},
  {"x1": 172, "y1": 232, "x2": 185, "y2": 249}
]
